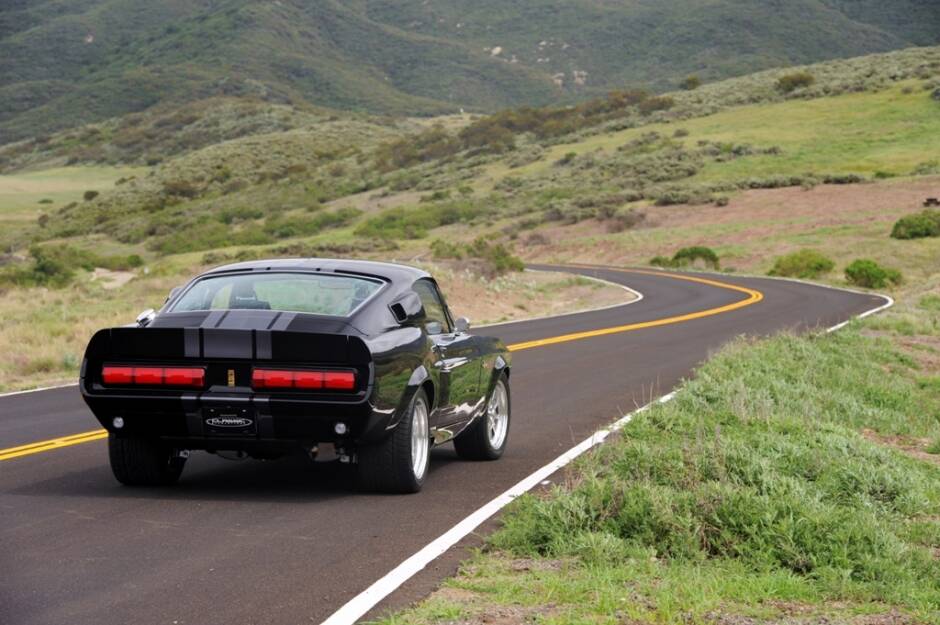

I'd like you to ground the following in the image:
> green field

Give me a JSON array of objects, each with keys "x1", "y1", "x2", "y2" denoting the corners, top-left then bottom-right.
[
  {"x1": 0, "y1": 166, "x2": 145, "y2": 222},
  {"x1": 500, "y1": 81, "x2": 940, "y2": 185}
]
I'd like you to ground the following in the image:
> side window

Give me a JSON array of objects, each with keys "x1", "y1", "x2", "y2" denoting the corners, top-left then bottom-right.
[{"x1": 412, "y1": 279, "x2": 451, "y2": 334}]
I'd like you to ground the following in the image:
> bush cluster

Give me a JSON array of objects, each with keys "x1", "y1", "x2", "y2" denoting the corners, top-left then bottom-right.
[
  {"x1": 374, "y1": 89, "x2": 676, "y2": 170},
  {"x1": 776, "y1": 71, "x2": 816, "y2": 93},
  {"x1": 768, "y1": 249, "x2": 835, "y2": 279},
  {"x1": 891, "y1": 209, "x2": 940, "y2": 239},
  {"x1": 0, "y1": 245, "x2": 143, "y2": 289},
  {"x1": 430, "y1": 237, "x2": 524, "y2": 275},
  {"x1": 650, "y1": 246, "x2": 720, "y2": 270},
  {"x1": 845, "y1": 259, "x2": 902, "y2": 289},
  {"x1": 354, "y1": 200, "x2": 492, "y2": 239}
]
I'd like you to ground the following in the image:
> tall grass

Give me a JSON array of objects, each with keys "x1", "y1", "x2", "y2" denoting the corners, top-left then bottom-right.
[{"x1": 492, "y1": 330, "x2": 940, "y2": 612}]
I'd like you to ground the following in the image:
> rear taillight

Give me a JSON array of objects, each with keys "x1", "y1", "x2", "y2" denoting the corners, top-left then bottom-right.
[
  {"x1": 102, "y1": 365, "x2": 205, "y2": 388},
  {"x1": 251, "y1": 369, "x2": 356, "y2": 391}
]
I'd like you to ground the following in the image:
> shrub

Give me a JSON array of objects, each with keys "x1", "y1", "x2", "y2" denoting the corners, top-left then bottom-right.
[
  {"x1": 638, "y1": 96, "x2": 676, "y2": 115},
  {"x1": 776, "y1": 71, "x2": 815, "y2": 93},
  {"x1": 83, "y1": 190, "x2": 99, "y2": 201},
  {"x1": 605, "y1": 210, "x2": 646, "y2": 233},
  {"x1": 649, "y1": 255, "x2": 673, "y2": 268},
  {"x1": 768, "y1": 249, "x2": 835, "y2": 279},
  {"x1": 466, "y1": 237, "x2": 524, "y2": 274},
  {"x1": 821, "y1": 173, "x2": 866, "y2": 185},
  {"x1": 27, "y1": 245, "x2": 75, "y2": 286},
  {"x1": 845, "y1": 259, "x2": 902, "y2": 288},
  {"x1": 680, "y1": 75, "x2": 701, "y2": 90},
  {"x1": 430, "y1": 239, "x2": 463, "y2": 259},
  {"x1": 891, "y1": 210, "x2": 940, "y2": 239},
  {"x1": 673, "y1": 246, "x2": 720, "y2": 269},
  {"x1": 555, "y1": 152, "x2": 577, "y2": 166},
  {"x1": 162, "y1": 179, "x2": 201, "y2": 199},
  {"x1": 354, "y1": 200, "x2": 490, "y2": 240}
]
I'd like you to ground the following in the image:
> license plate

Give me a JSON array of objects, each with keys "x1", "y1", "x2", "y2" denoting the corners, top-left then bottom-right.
[{"x1": 204, "y1": 406, "x2": 256, "y2": 435}]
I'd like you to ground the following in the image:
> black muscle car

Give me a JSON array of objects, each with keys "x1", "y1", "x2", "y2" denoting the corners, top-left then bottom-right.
[{"x1": 80, "y1": 259, "x2": 511, "y2": 493}]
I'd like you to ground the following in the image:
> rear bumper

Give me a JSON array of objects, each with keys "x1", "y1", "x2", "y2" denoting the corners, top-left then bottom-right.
[{"x1": 81, "y1": 387, "x2": 396, "y2": 450}]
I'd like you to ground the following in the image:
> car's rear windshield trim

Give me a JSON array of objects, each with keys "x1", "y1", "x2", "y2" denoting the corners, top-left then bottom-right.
[{"x1": 167, "y1": 270, "x2": 388, "y2": 317}]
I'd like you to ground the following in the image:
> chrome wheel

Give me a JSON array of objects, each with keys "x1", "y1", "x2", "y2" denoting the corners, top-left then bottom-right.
[
  {"x1": 486, "y1": 380, "x2": 509, "y2": 450},
  {"x1": 411, "y1": 396, "x2": 430, "y2": 481}
]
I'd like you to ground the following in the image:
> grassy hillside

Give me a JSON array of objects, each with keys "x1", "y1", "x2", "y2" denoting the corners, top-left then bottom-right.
[
  {"x1": 1, "y1": 47, "x2": 937, "y2": 257},
  {"x1": 366, "y1": 0, "x2": 939, "y2": 90},
  {"x1": 0, "y1": 46, "x2": 938, "y2": 389},
  {"x1": 1, "y1": 0, "x2": 938, "y2": 142}
]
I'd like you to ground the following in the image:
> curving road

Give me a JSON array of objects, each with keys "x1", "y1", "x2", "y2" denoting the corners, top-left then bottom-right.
[{"x1": 0, "y1": 265, "x2": 887, "y2": 625}]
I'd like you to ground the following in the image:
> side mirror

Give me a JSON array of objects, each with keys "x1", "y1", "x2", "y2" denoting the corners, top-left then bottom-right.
[
  {"x1": 136, "y1": 308, "x2": 156, "y2": 327},
  {"x1": 389, "y1": 292, "x2": 426, "y2": 325},
  {"x1": 164, "y1": 286, "x2": 183, "y2": 305},
  {"x1": 455, "y1": 316, "x2": 471, "y2": 334}
]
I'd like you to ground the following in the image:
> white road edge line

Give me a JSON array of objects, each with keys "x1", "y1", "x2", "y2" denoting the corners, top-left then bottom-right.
[
  {"x1": 321, "y1": 389, "x2": 677, "y2": 625},
  {"x1": 320, "y1": 284, "x2": 894, "y2": 625},
  {"x1": 476, "y1": 269, "x2": 644, "y2": 329},
  {"x1": 0, "y1": 382, "x2": 78, "y2": 399}
]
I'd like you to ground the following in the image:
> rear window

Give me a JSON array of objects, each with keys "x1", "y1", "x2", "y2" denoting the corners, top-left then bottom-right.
[{"x1": 169, "y1": 272, "x2": 383, "y2": 317}]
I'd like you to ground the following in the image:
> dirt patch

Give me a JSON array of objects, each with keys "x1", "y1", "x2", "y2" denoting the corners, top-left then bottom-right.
[
  {"x1": 508, "y1": 557, "x2": 570, "y2": 573},
  {"x1": 325, "y1": 188, "x2": 423, "y2": 214},
  {"x1": 521, "y1": 177, "x2": 940, "y2": 272},
  {"x1": 90, "y1": 268, "x2": 135, "y2": 290},
  {"x1": 433, "y1": 265, "x2": 635, "y2": 325},
  {"x1": 895, "y1": 336, "x2": 940, "y2": 374},
  {"x1": 424, "y1": 584, "x2": 557, "y2": 625},
  {"x1": 707, "y1": 606, "x2": 917, "y2": 625},
  {"x1": 862, "y1": 428, "x2": 940, "y2": 467},
  {"x1": 861, "y1": 331, "x2": 940, "y2": 374}
]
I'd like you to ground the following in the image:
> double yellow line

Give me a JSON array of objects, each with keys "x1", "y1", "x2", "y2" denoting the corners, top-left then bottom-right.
[
  {"x1": 0, "y1": 267, "x2": 763, "y2": 463},
  {"x1": 507, "y1": 267, "x2": 763, "y2": 351},
  {"x1": 0, "y1": 429, "x2": 108, "y2": 461}
]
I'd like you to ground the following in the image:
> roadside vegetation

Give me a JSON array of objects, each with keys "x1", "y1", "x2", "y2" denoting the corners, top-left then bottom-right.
[
  {"x1": 768, "y1": 249, "x2": 835, "y2": 279},
  {"x1": 892, "y1": 209, "x2": 940, "y2": 240},
  {"x1": 379, "y1": 260, "x2": 940, "y2": 625}
]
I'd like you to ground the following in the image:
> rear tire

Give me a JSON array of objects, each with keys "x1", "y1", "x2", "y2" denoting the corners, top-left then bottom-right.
[
  {"x1": 454, "y1": 374, "x2": 510, "y2": 461},
  {"x1": 358, "y1": 389, "x2": 430, "y2": 494},
  {"x1": 108, "y1": 434, "x2": 186, "y2": 486}
]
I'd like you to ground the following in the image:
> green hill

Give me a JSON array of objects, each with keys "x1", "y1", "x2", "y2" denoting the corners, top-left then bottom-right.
[{"x1": 1, "y1": 0, "x2": 938, "y2": 143}]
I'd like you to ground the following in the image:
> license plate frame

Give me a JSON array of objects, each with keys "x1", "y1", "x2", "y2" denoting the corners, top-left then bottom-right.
[{"x1": 203, "y1": 405, "x2": 257, "y2": 436}]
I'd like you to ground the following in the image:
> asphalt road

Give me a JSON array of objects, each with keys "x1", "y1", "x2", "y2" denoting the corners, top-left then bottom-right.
[{"x1": 0, "y1": 266, "x2": 887, "y2": 625}]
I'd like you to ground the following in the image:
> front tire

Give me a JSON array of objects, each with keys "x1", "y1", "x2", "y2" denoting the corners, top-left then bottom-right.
[
  {"x1": 358, "y1": 389, "x2": 431, "y2": 493},
  {"x1": 108, "y1": 434, "x2": 186, "y2": 486},
  {"x1": 454, "y1": 374, "x2": 510, "y2": 461}
]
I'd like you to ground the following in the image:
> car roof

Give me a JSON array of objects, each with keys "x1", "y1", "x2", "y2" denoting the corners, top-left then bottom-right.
[{"x1": 200, "y1": 258, "x2": 431, "y2": 284}]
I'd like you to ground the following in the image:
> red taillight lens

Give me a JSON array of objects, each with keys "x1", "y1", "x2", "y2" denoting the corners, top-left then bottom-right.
[
  {"x1": 251, "y1": 369, "x2": 356, "y2": 391},
  {"x1": 252, "y1": 369, "x2": 292, "y2": 389},
  {"x1": 134, "y1": 367, "x2": 163, "y2": 385},
  {"x1": 294, "y1": 371, "x2": 325, "y2": 389},
  {"x1": 102, "y1": 366, "x2": 133, "y2": 385},
  {"x1": 323, "y1": 371, "x2": 356, "y2": 390},
  {"x1": 101, "y1": 365, "x2": 205, "y2": 389},
  {"x1": 164, "y1": 367, "x2": 205, "y2": 388}
]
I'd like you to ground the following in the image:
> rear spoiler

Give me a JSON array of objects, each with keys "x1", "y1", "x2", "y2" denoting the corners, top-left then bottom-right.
[{"x1": 83, "y1": 327, "x2": 371, "y2": 365}]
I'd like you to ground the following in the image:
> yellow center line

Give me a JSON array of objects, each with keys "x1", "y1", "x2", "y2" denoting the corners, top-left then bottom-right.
[
  {"x1": 0, "y1": 429, "x2": 107, "y2": 461},
  {"x1": 507, "y1": 266, "x2": 763, "y2": 351},
  {"x1": 0, "y1": 266, "x2": 762, "y2": 462}
]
